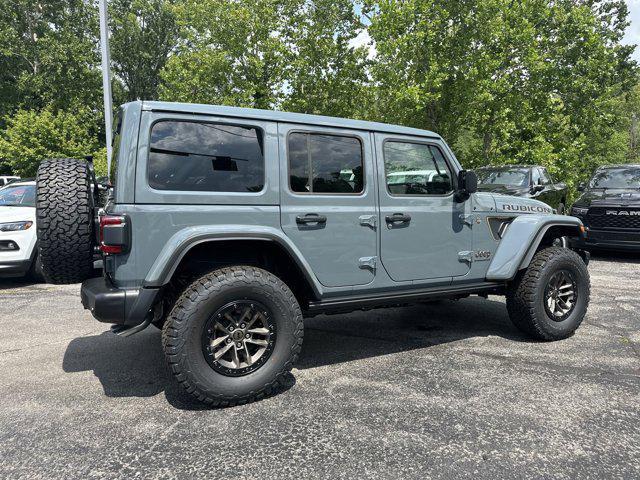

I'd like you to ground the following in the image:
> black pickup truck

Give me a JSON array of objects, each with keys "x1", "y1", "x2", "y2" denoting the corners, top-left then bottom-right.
[{"x1": 570, "y1": 165, "x2": 640, "y2": 251}]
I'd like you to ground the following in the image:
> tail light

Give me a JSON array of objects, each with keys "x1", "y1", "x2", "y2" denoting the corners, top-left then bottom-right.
[{"x1": 99, "y1": 214, "x2": 130, "y2": 254}]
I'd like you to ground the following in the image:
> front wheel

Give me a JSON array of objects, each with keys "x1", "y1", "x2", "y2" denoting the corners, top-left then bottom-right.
[
  {"x1": 162, "y1": 266, "x2": 303, "y2": 406},
  {"x1": 506, "y1": 247, "x2": 590, "y2": 341}
]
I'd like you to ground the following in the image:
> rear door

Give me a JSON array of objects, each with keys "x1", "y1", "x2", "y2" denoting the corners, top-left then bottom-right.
[
  {"x1": 374, "y1": 133, "x2": 472, "y2": 282},
  {"x1": 278, "y1": 124, "x2": 377, "y2": 287}
]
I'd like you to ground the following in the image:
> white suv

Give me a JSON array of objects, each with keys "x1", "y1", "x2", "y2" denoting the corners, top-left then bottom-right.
[{"x1": 0, "y1": 180, "x2": 42, "y2": 280}]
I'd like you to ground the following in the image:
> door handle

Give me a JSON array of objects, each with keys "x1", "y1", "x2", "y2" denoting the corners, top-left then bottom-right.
[
  {"x1": 385, "y1": 213, "x2": 411, "y2": 224},
  {"x1": 296, "y1": 213, "x2": 327, "y2": 225}
]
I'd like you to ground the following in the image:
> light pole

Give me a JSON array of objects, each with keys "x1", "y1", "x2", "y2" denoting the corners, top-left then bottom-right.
[{"x1": 98, "y1": 0, "x2": 113, "y2": 177}]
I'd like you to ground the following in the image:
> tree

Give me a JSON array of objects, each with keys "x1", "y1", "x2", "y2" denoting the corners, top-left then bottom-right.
[
  {"x1": 364, "y1": 0, "x2": 636, "y2": 197},
  {"x1": 0, "y1": 0, "x2": 102, "y2": 118},
  {"x1": 280, "y1": 0, "x2": 370, "y2": 118},
  {"x1": 0, "y1": 108, "x2": 103, "y2": 177},
  {"x1": 159, "y1": 0, "x2": 370, "y2": 117},
  {"x1": 159, "y1": 0, "x2": 289, "y2": 108},
  {"x1": 109, "y1": 0, "x2": 179, "y2": 102}
]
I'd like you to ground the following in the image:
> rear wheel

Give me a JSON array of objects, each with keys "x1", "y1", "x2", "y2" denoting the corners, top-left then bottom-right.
[
  {"x1": 506, "y1": 247, "x2": 589, "y2": 341},
  {"x1": 36, "y1": 158, "x2": 97, "y2": 284},
  {"x1": 162, "y1": 266, "x2": 303, "y2": 406}
]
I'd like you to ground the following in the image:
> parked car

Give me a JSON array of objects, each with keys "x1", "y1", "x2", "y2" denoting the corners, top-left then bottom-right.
[
  {"x1": 0, "y1": 176, "x2": 20, "y2": 187},
  {"x1": 35, "y1": 101, "x2": 590, "y2": 406},
  {"x1": 570, "y1": 164, "x2": 640, "y2": 251},
  {"x1": 476, "y1": 165, "x2": 568, "y2": 213},
  {"x1": 0, "y1": 180, "x2": 43, "y2": 279}
]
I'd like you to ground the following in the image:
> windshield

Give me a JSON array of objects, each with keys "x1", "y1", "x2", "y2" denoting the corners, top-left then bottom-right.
[
  {"x1": 589, "y1": 167, "x2": 640, "y2": 189},
  {"x1": 477, "y1": 168, "x2": 529, "y2": 187},
  {"x1": 0, "y1": 184, "x2": 35, "y2": 207}
]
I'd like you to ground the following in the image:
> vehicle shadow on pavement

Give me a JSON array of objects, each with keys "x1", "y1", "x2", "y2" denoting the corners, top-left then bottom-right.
[
  {"x1": 0, "y1": 278, "x2": 40, "y2": 290},
  {"x1": 297, "y1": 297, "x2": 524, "y2": 369},
  {"x1": 62, "y1": 297, "x2": 525, "y2": 409}
]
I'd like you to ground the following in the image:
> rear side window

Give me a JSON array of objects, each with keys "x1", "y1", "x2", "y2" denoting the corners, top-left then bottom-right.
[
  {"x1": 383, "y1": 141, "x2": 453, "y2": 195},
  {"x1": 288, "y1": 132, "x2": 364, "y2": 194},
  {"x1": 148, "y1": 120, "x2": 264, "y2": 192}
]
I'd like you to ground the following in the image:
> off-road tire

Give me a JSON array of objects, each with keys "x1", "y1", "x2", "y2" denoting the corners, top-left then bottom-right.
[
  {"x1": 36, "y1": 158, "x2": 96, "y2": 284},
  {"x1": 29, "y1": 253, "x2": 45, "y2": 283},
  {"x1": 162, "y1": 266, "x2": 304, "y2": 407},
  {"x1": 506, "y1": 247, "x2": 589, "y2": 341}
]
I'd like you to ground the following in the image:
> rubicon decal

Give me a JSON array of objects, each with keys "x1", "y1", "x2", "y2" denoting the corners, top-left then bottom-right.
[{"x1": 500, "y1": 204, "x2": 553, "y2": 214}]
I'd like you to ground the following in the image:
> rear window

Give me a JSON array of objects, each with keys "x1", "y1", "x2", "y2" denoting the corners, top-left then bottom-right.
[
  {"x1": 288, "y1": 132, "x2": 363, "y2": 194},
  {"x1": 148, "y1": 120, "x2": 265, "y2": 192}
]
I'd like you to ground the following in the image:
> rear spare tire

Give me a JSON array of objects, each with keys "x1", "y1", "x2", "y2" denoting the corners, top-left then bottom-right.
[{"x1": 36, "y1": 158, "x2": 97, "y2": 284}]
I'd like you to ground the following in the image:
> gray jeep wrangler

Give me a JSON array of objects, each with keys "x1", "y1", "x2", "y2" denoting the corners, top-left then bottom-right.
[{"x1": 35, "y1": 101, "x2": 590, "y2": 406}]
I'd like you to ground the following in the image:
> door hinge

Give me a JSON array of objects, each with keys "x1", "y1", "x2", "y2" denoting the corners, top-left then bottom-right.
[
  {"x1": 358, "y1": 256, "x2": 377, "y2": 271},
  {"x1": 459, "y1": 213, "x2": 476, "y2": 227},
  {"x1": 359, "y1": 215, "x2": 377, "y2": 229},
  {"x1": 458, "y1": 251, "x2": 473, "y2": 264}
]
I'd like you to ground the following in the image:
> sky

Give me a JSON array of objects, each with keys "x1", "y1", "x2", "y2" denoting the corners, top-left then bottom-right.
[{"x1": 624, "y1": 0, "x2": 640, "y2": 60}]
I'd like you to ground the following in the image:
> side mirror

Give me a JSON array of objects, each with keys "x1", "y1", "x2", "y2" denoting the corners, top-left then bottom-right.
[
  {"x1": 456, "y1": 170, "x2": 477, "y2": 201},
  {"x1": 577, "y1": 182, "x2": 586, "y2": 192},
  {"x1": 531, "y1": 184, "x2": 544, "y2": 193}
]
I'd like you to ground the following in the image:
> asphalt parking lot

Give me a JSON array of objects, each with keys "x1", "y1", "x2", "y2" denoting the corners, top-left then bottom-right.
[{"x1": 0, "y1": 253, "x2": 638, "y2": 479}]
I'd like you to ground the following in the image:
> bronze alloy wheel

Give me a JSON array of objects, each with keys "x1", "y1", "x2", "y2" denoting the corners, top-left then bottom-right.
[
  {"x1": 543, "y1": 269, "x2": 577, "y2": 321},
  {"x1": 202, "y1": 300, "x2": 276, "y2": 377}
]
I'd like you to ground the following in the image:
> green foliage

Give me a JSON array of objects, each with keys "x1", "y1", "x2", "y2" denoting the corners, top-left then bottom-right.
[
  {"x1": 280, "y1": 0, "x2": 370, "y2": 117},
  {"x1": 0, "y1": 0, "x2": 637, "y2": 198},
  {"x1": 364, "y1": 0, "x2": 637, "y2": 200},
  {"x1": 0, "y1": 0, "x2": 102, "y2": 118},
  {"x1": 109, "y1": 0, "x2": 178, "y2": 102},
  {"x1": 160, "y1": 0, "x2": 289, "y2": 108},
  {"x1": 0, "y1": 108, "x2": 100, "y2": 177},
  {"x1": 159, "y1": 0, "x2": 368, "y2": 114}
]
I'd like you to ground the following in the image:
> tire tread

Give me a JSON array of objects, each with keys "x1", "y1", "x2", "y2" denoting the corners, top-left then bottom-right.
[
  {"x1": 506, "y1": 246, "x2": 590, "y2": 341},
  {"x1": 36, "y1": 158, "x2": 95, "y2": 284},
  {"x1": 161, "y1": 266, "x2": 303, "y2": 407}
]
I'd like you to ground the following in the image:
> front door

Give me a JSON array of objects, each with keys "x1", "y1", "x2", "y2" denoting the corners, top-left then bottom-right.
[
  {"x1": 279, "y1": 124, "x2": 377, "y2": 287},
  {"x1": 375, "y1": 133, "x2": 472, "y2": 282}
]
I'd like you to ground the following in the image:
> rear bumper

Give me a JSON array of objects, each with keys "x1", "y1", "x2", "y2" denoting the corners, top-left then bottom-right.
[
  {"x1": 0, "y1": 259, "x2": 32, "y2": 277},
  {"x1": 81, "y1": 277, "x2": 159, "y2": 325},
  {"x1": 574, "y1": 229, "x2": 640, "y2": 251}
]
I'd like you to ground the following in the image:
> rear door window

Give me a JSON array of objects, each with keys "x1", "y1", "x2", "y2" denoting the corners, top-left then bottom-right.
[
  {"x1": 148, "y1": 120, "x2": 264, "y2": 192},
  {"x1": 288, "y1": 132, "x2": 364, "y2": 194}
]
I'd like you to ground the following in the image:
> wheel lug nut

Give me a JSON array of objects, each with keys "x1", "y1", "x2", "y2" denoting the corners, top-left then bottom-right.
[
  {"x1": 245, "y1": 333, "x2": 250, "y2": 338},
  {"x1": 236, "y1": 342, "x2": 242, "y2": 348},
  {"x1": 229, "y1": 326, "x2": 234, "y2": 331},
  {"x1": 226, "y1": 338, "x2": 232, "y2": 344},
  {"x1": 240, "y1": 323, "x2": 246, "y2": 329}
]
